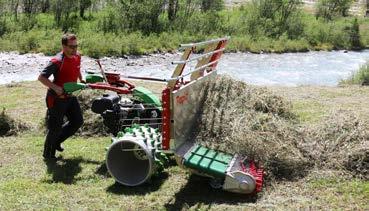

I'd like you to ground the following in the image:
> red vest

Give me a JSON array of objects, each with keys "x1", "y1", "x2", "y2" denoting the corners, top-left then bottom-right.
[{"x1": 51, "y1": 52, "x2": 81, "y2": 87}]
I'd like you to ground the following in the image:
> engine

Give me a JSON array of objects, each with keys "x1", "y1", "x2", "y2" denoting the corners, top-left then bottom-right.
[{"x1": 91, "y1": 94, "x2": 162, "y2": 136}]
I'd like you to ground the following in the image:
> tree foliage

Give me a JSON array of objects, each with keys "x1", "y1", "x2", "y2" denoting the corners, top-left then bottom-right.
[
  {"x1": 246, "y1": 0, "x2": 304, "y2": 39},
  {"x1": 316, "y1": 0, "x2": 354, "y2": 20},
  {"x1": 118, "y1": 0, "x2": 165, "y2": 34},
  {"x1": 201, "y1": 0, "x2": 224, "y2": 12},
  {"x1": 349, "y1": 18, "x2": 362, "y2": 49},
  {"x1": 168, "y1": 0, "x2": 179, "y2": 22}
]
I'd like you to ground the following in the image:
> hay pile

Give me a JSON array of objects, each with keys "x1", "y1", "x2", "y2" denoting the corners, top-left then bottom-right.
[
  {"x1": 0, "y1": 108, "x2": 29, "y2": 136},
  {"x1": 195, "y1": 75, "x2": 369, "y2": 180},
  {"x1": 195, "y1": 75, "x2": 310, "y2": 180},
  {"x1": 76, "y1": 90, "x2": 109, "y2": 137},
  {"x1": 302, "y1": 111, "x2": 369, "y2": 179}
]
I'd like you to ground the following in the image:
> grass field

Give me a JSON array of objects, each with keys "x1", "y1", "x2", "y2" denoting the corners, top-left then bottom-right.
[{"x1": 0, "y1": 81, "x2": 368, "y2": 210}]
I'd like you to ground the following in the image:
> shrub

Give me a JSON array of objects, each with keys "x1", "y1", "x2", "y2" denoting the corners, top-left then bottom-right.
[
  {"x1": 18, "y1": 30, "x2": 43, "y2": 53},
  {"x1": 340, "y1": 61, "x2": 369, "y2": 85},
  {"x1": 316, "y1": 0, "x2": 354, "y2": 21},
  {"x1": 349, "y1": 18, "x2": 362, "y2": 50},
  {"x1": 0, "y1": 18, "x2": 8, "y2": 37},
  {"x1": 244, "y1": 0, "x2": 304, "y2": 39}
]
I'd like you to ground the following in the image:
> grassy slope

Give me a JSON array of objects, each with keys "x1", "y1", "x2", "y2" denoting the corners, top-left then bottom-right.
[{"x1": 0, "y1": 81, "x2": 368, "y2": 210}]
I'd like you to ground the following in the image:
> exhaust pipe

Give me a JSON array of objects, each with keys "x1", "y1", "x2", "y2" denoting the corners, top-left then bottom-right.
[{"x1": 106, "y1": 125, "x2": 166, "y2": 186}]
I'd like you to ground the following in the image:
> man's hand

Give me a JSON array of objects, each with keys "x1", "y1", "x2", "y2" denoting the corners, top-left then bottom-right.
[
  {"x1": 53, "y1": 86, "x2": 64, "y2": 96},
  {"x1": 38, "y1": 75, "x2": 64, "y2": 95}
]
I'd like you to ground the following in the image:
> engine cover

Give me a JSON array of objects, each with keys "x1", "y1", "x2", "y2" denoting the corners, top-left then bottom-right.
[
  {"x1": 91, "y1": 94, "x2": 162, "y2": 136},
  {"x1": 91, "y1": 94, "x2": 120, "y2": 114}
]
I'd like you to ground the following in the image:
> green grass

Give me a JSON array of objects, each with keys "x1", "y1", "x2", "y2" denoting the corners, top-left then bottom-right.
[
  {"x1": 292, "y1": 100, "x2": 327, "y2": 123},
  {"x1": 308, "y1": 178, "x2": 369, "y2": 209},
  {"x1": 340, "y1": 61, "x2": 369, "y2": 85},
  {"x1": 1, "y1": 81, "x2": 368, "y2": 210}
]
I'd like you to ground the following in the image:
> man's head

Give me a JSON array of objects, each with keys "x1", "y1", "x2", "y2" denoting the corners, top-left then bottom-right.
[{"x1": 62, "y1": 33, "x2": 78, "y2": 57}]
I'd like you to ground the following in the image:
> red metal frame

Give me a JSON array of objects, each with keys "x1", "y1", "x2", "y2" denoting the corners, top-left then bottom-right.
[
  {"x1": 161, "y1": 87, "x2": 171, "y2": 150},
  {"x1": 241, "y1": 160, "x2": 264, "y2": 193},
  {"x1": 88, "y1": 83, "x2": 133, "y2": 94},
  {"x1": 105, "y1": 72, "x2": 135, "y2": 90},
  {"x1": 208, "y1": 40, "x2": 228, "y2": 71},
  {"x1": 86, "y1": 72, "x2": 136, "y2": 95}
]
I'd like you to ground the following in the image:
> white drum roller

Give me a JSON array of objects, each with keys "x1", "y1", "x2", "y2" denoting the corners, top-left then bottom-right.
[{"x1": 106, "y1": 125, "x2": 165, "y2": 186}]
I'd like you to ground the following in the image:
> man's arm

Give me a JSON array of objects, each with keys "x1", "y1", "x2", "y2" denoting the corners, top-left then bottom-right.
[
  {"x1": 77, "y1": 55, "x2": 85, "y2": 83},
  {"x1": 38, "y1": 75, "x2": 64, "y2": 95},
  {"x1": 39, "y1": 60, "x2": 64, "y2": 95},
  {"x1": 78, "y1": 72, "x2": 85, "y2": 83}
]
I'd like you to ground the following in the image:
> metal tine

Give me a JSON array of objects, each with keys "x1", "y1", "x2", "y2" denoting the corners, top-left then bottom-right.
[
  {"x1": 117, "y1": 107, "x2": 162, "y2": 111},
  {"x1": 179, "y1": 36, "x2": 230, "y2": 48},
  {"x1": 120, "y1": 75, "x2": 168, "y2": 83},
  {"x1": 174, "y1": 59, "x2": 220, "y2": 80},
  {"x1": 118, "y1": 122, "x2": 163, "y2": 127},
  {"x1": 119, "y1": 149, "x2": 146, "y2": 152},
  {"x1": 172, "y1": 48, "x2": 225, "y2": 65},
  {"x1": 119, "y1": 103, "x2": 162, "y2": 106},
  {"x1": 120, "y1": 117, "x2": 162, "y2": 121}
]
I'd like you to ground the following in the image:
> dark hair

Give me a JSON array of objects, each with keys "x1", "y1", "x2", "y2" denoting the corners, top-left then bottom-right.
[{"x1": 61, "y1": 33, "x2": 77, "y2": 45}]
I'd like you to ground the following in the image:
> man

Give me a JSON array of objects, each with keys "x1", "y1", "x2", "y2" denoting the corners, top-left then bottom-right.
[{"x1": 38, "y1": 33, "x2": 84, "y2": 160}]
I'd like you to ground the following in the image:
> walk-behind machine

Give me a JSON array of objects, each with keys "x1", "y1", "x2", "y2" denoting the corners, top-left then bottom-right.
[{"x1": 64, "y1": 37, "x2": 263, "y2": 194}]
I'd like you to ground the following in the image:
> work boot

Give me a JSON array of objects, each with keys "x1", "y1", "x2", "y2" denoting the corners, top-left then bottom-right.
[
  {"x1": 55, "y1": 143, "x2": 64, "y2": 152},
  {"x1": 43, "y1": 144, "x2": 57, "y2": 160}
]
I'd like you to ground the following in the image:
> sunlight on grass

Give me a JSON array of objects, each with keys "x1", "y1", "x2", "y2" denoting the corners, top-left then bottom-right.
[{"x1": 292, "y1": 101, "x2": 326, "y2": 123}]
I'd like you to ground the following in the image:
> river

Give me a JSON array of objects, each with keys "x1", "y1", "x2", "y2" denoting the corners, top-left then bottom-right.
[{"x1": 0, "y1": 50, "x2": 369, "y2": 86}]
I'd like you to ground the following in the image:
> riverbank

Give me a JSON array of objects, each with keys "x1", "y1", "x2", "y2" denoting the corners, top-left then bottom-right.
[{"x1": 0, "y1": 80, "x2": 368, "y2": 210}]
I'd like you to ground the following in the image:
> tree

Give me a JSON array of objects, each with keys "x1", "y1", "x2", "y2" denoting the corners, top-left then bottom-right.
[
  {"x1": 9, "y1": 0, "x2": 20, "y2": 20},
  {"x1": 201, "y1": 0, "x2": 224, "y2": 12},
  {"x1": 316, "y1": 0, "x2": 354, "y2": 21},
  {"x1": 22, "y1": 0, "x2": 38, "y2": 16},
  {"x1": 79, "y1": 0, "x2": 92, "y2": 18},
  {"x1": 168, "y1": 0, "x2": 179, "y2": 22},
  {"x1": 0, "y1": 0, "x2": 8, "y2": 36},
  {"x1": 40, "y1": 0, "x2": 50, "y2": 13},
  {"x1": 246, "y1": 0, "x2": 304, "y2": 39},
  {"x1": 118, "y1": 0, "x2": 165, "y2": 34},
  {"x1": 349, "y1": 18, "x2": 362, "y2": 50},
  {"x1": 52, "y1": 0, "x2": 79, "y2": 31}
]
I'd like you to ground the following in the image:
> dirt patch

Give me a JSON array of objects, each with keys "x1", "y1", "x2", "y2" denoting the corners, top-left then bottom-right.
[{"x1": 0, "y1": 108, "x2": 29, "y2": 136}]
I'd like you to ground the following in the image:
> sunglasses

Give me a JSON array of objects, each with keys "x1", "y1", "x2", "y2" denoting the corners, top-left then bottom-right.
[{"x1": 67, "y1": 45, "x2": 78, "y2": 49}]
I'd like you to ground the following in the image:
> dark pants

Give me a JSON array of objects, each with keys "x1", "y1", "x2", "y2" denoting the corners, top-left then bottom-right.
[{"x1": 43, "y1": 96, "x2": 83, "y2": 158}]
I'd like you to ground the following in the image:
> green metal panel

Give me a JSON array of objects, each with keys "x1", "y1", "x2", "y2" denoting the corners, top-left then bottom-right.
[
  {"x1": 63, "y1": 82, "x2": 87, "y2": 93},
  {"x1": 86, "y1": 74, "x2": 104, "y2": 83},
  {"x1": 133, "y1": 86, "x2": 162, "y2": 108},
  {"x1": 183, "y1": 145, "x2": 233, "y2": 178}
]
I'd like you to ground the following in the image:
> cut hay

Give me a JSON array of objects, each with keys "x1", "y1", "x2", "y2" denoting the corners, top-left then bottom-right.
[
  {"x1": 195, "y1": 75, "x2": 369, "y2": 180},
  {"x1": 302, "y1": 111, "x2": 369, "y2": 179},
  {"x1": 195, "y1": 75, "x2": 310, "y2": 181},
  {"x1": 0, "y1": 108, "x2": 29, "y2": 136},
  {"x1": 76, "y1": 89, "x2": 110, "y2": 137}
]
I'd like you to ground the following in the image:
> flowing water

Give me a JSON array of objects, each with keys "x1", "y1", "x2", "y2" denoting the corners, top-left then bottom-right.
[{"x1": 1, "y1": 50, "x2": 369, "y2": 86}]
